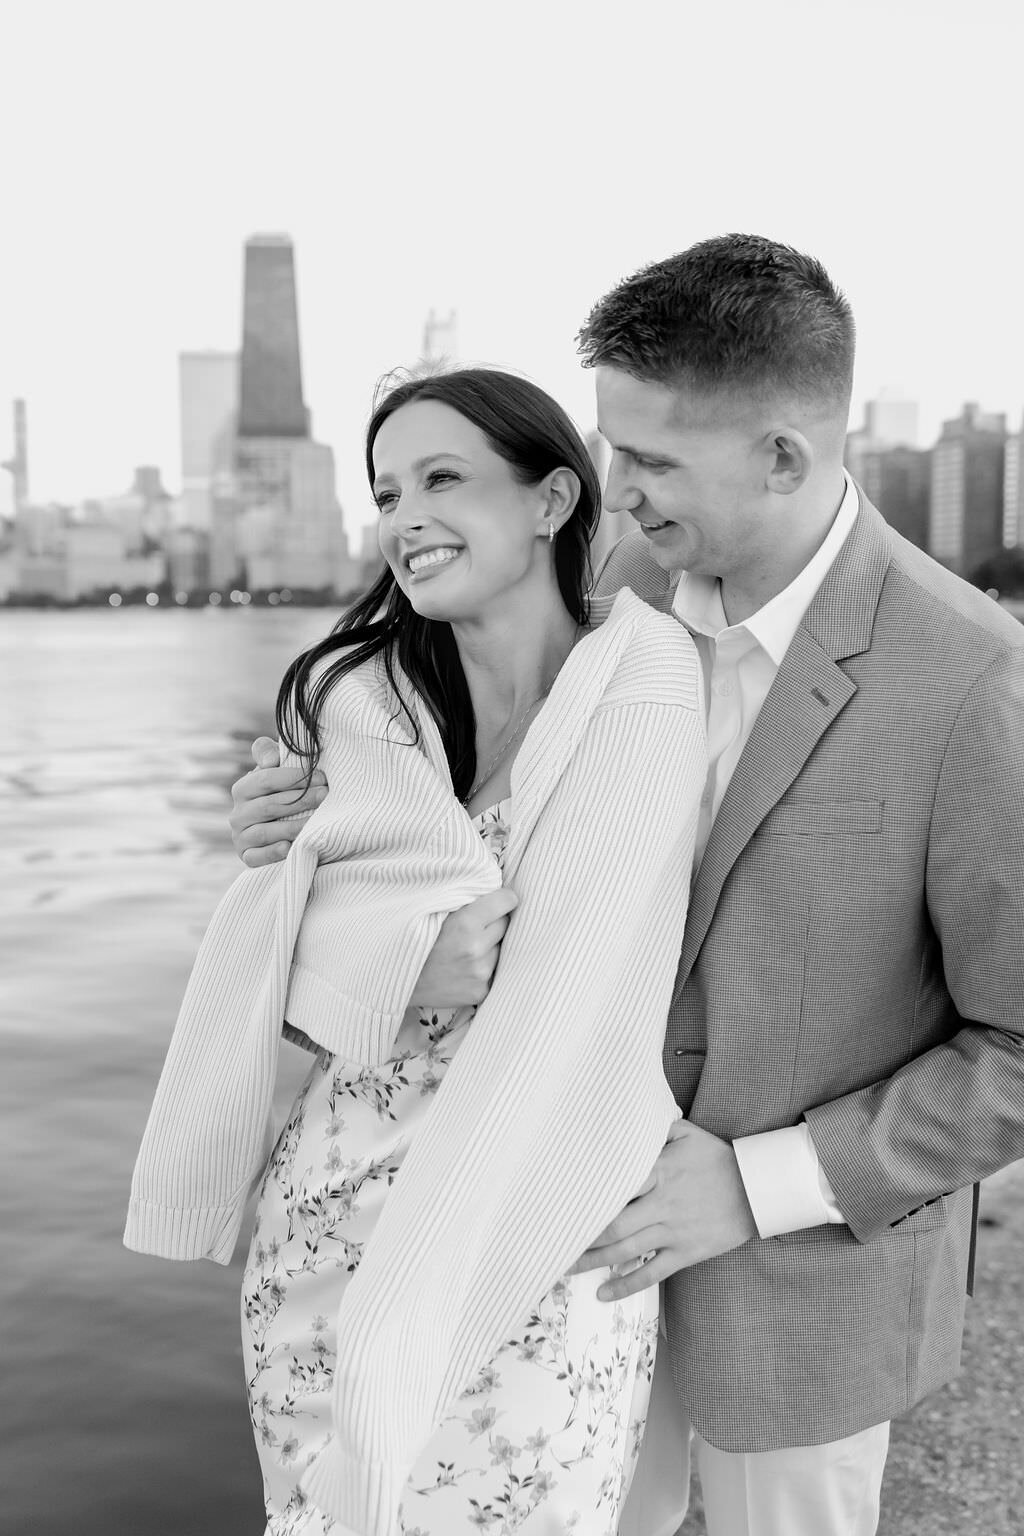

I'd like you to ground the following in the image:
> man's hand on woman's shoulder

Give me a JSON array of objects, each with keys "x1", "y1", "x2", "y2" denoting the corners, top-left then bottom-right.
[{"x1": 229, "y1": 736, "x2": 328, "y2": 867}]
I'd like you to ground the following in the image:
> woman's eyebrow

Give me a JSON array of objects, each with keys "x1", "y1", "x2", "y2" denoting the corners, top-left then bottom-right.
[{"x1": 373, "y1": 452, "x2": 472, "y2": 490}]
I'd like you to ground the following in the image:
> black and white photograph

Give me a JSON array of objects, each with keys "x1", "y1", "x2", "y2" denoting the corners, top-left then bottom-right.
[{"x1": 2, "y1": 3, "x2": 1022, "y2": 1534}]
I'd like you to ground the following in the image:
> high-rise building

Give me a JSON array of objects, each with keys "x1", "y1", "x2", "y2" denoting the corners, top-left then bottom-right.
[
  {"x1": 929, "y1": 403, "x2": 1006, "y2": 577},
  {"x1": 179, "y1": 351, "x2": 238, "y2": 530},
  {"x1": 1003, "y1": 416, "x2": 1024, "y2": 549},
  {"x1": 844, "y1": 441, "x2": 932, "y2": 550},
  {"x1": 845, "y1": 395, "x2": 930, "y2": 548},
  {"x1": 846, "y1": 391, "x2": 916, "y2": 483},
  {"x1": 238, "y1": 236, "x2": 309, "y2": 438},
  {"x1": 222, "y1": 234, "x2": 354, "y2": 595},
  {"x1": 209, "y1": 475, "x2": 243, "y2": 591},
  {"x1": 863, "y1": 392, "x2": 918, "y2": 449},
  {"x1": 166, "y1": 527, "x2": 211, "y2": 595},
  {"x1": 356, "y1": 522, "x2": 384, "y2": 583}
]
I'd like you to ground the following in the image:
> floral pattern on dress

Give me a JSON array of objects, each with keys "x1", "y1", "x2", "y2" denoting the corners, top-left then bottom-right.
[{"x1": 242, "y1": 800, "x2": 658, "y2": 1535}]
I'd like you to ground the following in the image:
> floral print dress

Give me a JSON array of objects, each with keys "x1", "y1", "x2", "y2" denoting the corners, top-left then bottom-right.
[{"x1": 242, "y1": 801, "x2": 659, "y2": 1536}]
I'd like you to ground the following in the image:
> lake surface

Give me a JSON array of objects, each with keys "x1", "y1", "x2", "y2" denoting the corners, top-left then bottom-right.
[{"x1": 1, "y1": 607, "x2": 339, "y2": 1535}]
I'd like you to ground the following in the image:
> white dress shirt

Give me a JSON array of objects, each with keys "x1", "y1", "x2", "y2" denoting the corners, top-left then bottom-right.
[{"x1": 672, "y1": 473, "x2": 860, "y2": 1237}]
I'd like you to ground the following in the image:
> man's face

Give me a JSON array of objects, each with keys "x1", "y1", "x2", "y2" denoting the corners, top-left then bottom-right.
[{"x1": 595, "y1": 367, "x2": 767, "y2": 581}]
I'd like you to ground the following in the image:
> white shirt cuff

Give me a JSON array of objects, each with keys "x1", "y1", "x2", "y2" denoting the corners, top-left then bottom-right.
[{"x1": 733, "y1": 1122, "x2": 845, "y2": 1238}]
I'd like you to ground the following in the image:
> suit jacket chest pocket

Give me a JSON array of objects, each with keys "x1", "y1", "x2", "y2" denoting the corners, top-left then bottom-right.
[
  {"x1": 758, "y1": 797, "x2": 887, "y2": 929},
  {"x1": 761, "y1": 799, "x2": 884, "y2": 838}
]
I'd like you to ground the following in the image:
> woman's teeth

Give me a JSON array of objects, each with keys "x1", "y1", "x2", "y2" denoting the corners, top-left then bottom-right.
[{"x1": 408, "y1": 547, "x2": 462, "y2": 575}]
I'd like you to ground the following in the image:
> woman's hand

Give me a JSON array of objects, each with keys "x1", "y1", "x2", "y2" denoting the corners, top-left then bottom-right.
[
  {"x1": 409, "y1": 889, "x2": 519, "y2": 1008},
  {"x1": 229, "y1": 737, "x2": 328, "y2": 867}
]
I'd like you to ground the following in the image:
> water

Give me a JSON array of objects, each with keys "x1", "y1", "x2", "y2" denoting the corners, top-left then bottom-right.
[{"x1": 1, "y1": 607, "x2": 340, "y2": 1535}]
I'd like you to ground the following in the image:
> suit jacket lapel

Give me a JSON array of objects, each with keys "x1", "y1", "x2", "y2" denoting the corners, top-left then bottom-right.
[
  {"x1": 677, "y1": 492, "x2": 893, "y2": 987},
  {"x1": 679, "y1": 633, "x2": 857, "y2": 978}
]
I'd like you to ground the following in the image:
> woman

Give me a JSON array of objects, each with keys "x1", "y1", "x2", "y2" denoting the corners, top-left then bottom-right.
[{"x1": 126, "y1": 369, "x2": 706, "y2": 1536}]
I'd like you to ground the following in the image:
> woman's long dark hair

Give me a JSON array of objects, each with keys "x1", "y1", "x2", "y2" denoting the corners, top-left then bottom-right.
[{"x1": 275, "y1": 367, "x2": 602, "y2": 801}]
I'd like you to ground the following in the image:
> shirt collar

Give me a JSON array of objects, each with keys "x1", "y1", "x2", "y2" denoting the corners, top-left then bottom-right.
[{"x1": 672, "y1": 472, "x2": 860, "y2": 664}]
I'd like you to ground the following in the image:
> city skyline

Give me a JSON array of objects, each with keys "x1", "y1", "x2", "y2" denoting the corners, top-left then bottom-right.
[
  {"x1": 1, "y1": 1, "x2": 1020, "y2": 533},
  {"x1": 4, "y1": 366, "x2": 1020, "y2": 605},
  {"x1": 4, "y1": 273, "x2": 1022, "y2": 538},
  {"x1": 3, "y1": 213, "x2": 1021, "y2": 602}
]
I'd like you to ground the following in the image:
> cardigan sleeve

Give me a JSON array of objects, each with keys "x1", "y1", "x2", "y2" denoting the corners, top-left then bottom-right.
[
  {"x1": 301, "y1": 629, "x2": 706, "y2": 1535},
  {"x1": 282, "y1": 679, "x2": 502, "y2": 1062},
  {"x1": 124, "y1": 670, "x2": 500, "y2": 1266}
]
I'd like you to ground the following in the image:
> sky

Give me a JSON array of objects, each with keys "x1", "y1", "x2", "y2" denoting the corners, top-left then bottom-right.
[{"x1": 1, "y1": 0, "x2": 1021, "y2": 539}]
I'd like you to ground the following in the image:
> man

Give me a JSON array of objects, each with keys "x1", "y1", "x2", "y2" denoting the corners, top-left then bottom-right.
[{"x1": 228, "y1": 235, "x2": 1024, "y2": 1536}]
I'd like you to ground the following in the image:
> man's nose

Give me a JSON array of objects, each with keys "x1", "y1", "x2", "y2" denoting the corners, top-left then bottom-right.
[{"x1": 603, "y1": 455, "x2": 643, "y2": 516}]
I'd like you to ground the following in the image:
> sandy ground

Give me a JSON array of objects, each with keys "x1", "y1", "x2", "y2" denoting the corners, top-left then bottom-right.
[{"x1": 679, "y1": 1161, "x2": 1024, "y2": 1535}]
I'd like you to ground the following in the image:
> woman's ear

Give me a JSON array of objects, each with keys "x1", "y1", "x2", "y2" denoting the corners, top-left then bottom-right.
[{"x1": 539, "y1": 466, "x2": 581, "y2": 533}]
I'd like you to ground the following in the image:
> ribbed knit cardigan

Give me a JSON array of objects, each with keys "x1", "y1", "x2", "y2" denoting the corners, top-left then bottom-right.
[
  {"x1": 126, "y1": 588, "x2": 706, "y2": 1536},
  {"x1": 124, "y1": 653, "x2": 503, "y2": 1263}
]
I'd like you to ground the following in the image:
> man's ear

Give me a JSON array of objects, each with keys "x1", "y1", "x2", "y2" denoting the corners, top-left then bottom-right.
[{"x1": 764, "y1": 429, "x2": 813, "y2": 495}]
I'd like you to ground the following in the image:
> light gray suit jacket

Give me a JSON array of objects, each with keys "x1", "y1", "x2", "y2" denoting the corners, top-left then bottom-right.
[{"x1": 594, "y1": 491, "x2": 1024, "y2": 1451}]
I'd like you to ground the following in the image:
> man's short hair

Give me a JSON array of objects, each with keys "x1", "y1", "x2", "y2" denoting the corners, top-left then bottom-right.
[{"x1": 577, "y1": 233, "x2": 855, "y2": 414}]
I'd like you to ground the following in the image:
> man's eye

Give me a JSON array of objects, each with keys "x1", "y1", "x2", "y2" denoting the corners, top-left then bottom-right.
[{"x1": 619, "y1": 450, "x2": 665, "y2": 473}]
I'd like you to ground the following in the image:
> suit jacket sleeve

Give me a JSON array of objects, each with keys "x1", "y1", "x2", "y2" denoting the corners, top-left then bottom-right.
[
  {"x1": 301, "y1": 628, "x2": 707, "y2": 1536},
  {"x1": 592, "y1": 529, "x2": 675, "y2": 606},
  {"x1": 806, "y1": 644, "x2": 1024, "y2": 1241}
]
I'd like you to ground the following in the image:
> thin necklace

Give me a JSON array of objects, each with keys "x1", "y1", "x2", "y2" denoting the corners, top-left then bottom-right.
[
  {"x1": 463, "y1": 689, "x2": 551, "y2": 806},
  {"x1": 463, "y1": 622, "x2": 585, "y2": 806}
]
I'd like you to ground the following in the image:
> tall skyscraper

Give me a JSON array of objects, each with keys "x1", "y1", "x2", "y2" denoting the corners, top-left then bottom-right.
[
  {"x1": 215, "y1": 234, "x2": 354, "y2": 595},
  {"x1": 238, "y1": 235, "x2": 309, "y2": 438},
  {"x1": 179, "y1": 351, "x2": 238, "y2": 530},
  {"x1": 929, "y1": 403, "x2": 1006, "y2": 577}
]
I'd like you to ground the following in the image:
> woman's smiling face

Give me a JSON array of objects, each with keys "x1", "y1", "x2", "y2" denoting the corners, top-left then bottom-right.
[{"x1": 373, "y1": 399, "x2": 550, "y2": 623}]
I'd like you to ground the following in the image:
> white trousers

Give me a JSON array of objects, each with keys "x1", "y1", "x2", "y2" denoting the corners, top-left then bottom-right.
[
  {"x1": 619, "y1": 1341, "x2": 891, "y2": 1536},
  {"x1": 693, "y1": 1419, "x2": 891, "y2": 1536}
]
